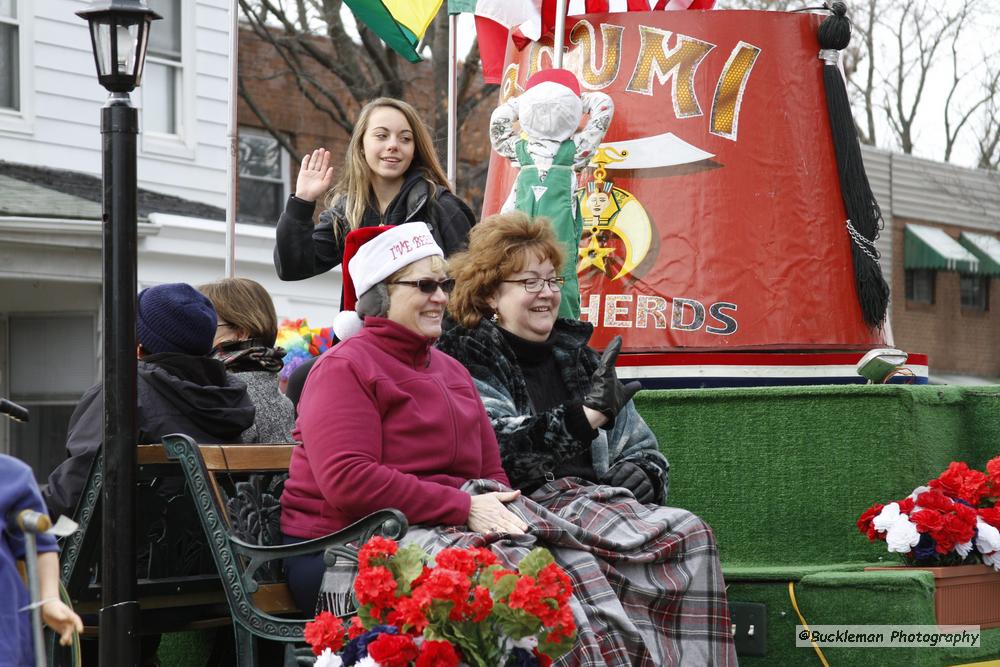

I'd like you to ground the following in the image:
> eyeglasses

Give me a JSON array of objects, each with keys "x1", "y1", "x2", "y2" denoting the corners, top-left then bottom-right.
[
  {"x1": 502, "y1": 277, "x2": 565, "y2": 293},
  {"x1": 388, "y1": 278, "x2": 456, "y2": 294}
]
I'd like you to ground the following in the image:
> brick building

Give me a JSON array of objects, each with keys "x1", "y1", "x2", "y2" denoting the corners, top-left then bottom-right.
[{"x1": 864, "y1": 147, "x2": 1000, "y2": 380}]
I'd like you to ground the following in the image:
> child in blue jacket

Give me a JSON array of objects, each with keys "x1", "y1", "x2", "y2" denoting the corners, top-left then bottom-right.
[{"x1": 1, "y1": 454, "x2": 82, "y2": 666}]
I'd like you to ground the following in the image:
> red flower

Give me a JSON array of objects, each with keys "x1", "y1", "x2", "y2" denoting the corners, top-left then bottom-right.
[
  {"x1": 470, "y1": 547, "x2": 499, "y2": 568},
  {"x1": 856, "y1": 502, "x2": 886, "y2": 541},
  {"x1": 303, "y1": 611, "x2": 345, "y2": 655},
  {"x1": 354, "y1": 565, "x2": 398, "y2": 612},
  {"x1": 435, "y1": 547, "x2": 478, "y2": 577},
  {"x1": 987, "y1": 456, "x2": 1000, "y2": 491},
  {"x1": 916, "y1": 489, "x2": 954, "y2": 513},
  {"x1": 897, "y1": 497, "x2": 916, "y2": 514},
  {"x1": 348, "y1": 615, "x2": 366, "y2": 639},
  {"x1": 368, "y1": 633, "x2": 419, "y2": 667},
  {"x1": 979, "y1": 507, "x2": 1000, "y2": 530},
  {"x1": 468, "y1": 585, "x2": 494, "y2": 622},
  {"x1": 931, "y1": 505, "x2": 977, "y2": 554},
  {"x1": 910, "y1": 509, "x2": 945, "y2": 534},
  {"x1": 533, "y1": 648, "x2": 554, "y2": 667},
  {"x1": 930, "y1": 462, "x2": 991, "y2": 505},
  {"x1": 394, "y1": 594, "x2": 431, "y2": 634},
  {"x1": 422, "y1": 568, "x2": 471, "y2": 611},
  {"x1": 358, "y1": 536, "x2": 398, "y2": 569},
  {"x1": 537, "y1": 563, "x2": 573, "y2": 605},
  {"x1": 416, "y1": 640, "x2": 461, "y2": 667}
]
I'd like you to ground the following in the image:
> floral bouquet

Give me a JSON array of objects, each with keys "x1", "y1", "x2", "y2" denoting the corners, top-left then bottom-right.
[
  {"x1": 275, "y1": 318, "x2": 335, "y2": 382},
  {"x1": 304, "y1": 537, "x2": 577, "y2": 667},
  {"x1": 857, "y1": 457, "x2": 1000, "y2": 570}
]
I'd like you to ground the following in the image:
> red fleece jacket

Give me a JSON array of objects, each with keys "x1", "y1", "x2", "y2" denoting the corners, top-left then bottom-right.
[{"x1": 281, "y1": 317, "x2": 510, "y2": 538}]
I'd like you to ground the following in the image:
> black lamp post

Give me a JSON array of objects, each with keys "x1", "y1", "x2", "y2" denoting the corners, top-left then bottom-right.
[{"x1": 76, "y1": 2, "x2": 159, "y2": 665}]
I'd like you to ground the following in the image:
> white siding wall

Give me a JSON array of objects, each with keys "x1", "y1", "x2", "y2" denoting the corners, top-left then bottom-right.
[
  {"x1": 861, "y1": 145, "x2": 894, "y2": 279},
  {"x1": 0, "y1": 0, "x2": 230, "y2": 208}
]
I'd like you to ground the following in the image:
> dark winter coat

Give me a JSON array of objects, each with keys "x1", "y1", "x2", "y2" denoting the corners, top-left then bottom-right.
[
  {"x1": 436, "y1": 318, "x2": 670, "y2": 503},
  {"x1": 42, "y1": 353, "x2": 256, "y2": 519},
  {"x1": 273, "y1": 172, "x2": 476, "y2": 282}
]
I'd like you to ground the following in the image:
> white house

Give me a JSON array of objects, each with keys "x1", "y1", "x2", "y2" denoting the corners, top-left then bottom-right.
[{"x1": 0, "y1": 0, "x2": 340, "y2": 477}]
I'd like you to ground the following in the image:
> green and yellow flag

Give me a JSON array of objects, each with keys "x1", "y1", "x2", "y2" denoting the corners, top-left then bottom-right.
[{"x1": 343, "y1": 0, "x2": 444, "y2": 63}]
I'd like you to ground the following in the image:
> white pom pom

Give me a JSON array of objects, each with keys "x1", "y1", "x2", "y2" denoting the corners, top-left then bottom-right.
[{"x1": 333, "y1": 310, "x2": 363, "y2": 341}]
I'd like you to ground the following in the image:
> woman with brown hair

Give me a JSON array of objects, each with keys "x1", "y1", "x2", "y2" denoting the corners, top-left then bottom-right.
[
  {"x1": 435, "y1": 212, "x2": 738, "y2": 666},
  {"x1": 273, "y1": 97, "x2": 476, "y2": 283},
  {"x1": 198, "y1": 277, "x2": 295, "y2": 444}
]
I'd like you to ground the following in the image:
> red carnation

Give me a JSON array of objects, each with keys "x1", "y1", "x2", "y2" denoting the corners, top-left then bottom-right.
[
  {"x1": 423, "y1": 568, "x2": 472, "y2": 610},
  {"x1": 979, "y1": 507, "x2": 1000, "y2": 530},
  {"x1": 368, "y1": 633, "x2": 419, "y2": 667},
  {"x1": 303, "y1": 611, "x2": 345, "y2": 655},
  {"x1": 358, "y1": 536, "x2": 398, "y2": 569},
  {"x1": 987, "y1": 456, "x2": 1000, "y2": 490},
  {"x1": 897, "y1": 497, "x2": 916, "y2": 514},
  {"x1": 471, "y1": 547, "x2": 498, "y2": 568},
  {"x1": 930, "y1": 462, "x2": 991, "y2": 505},
  {"x1": 348, "y1": 615, "x2": 366, "y2": 639},
  {"x1": 916, "y1": 489, "x2": 954, "y2": 512},
  {"x1": 910, "y1": 509, "x2": 945, "y2": 534},
  {"x1": 856, "y1": 502, "x2": 886, "y2": 541},
  {"x1": 416, "y1": 640, "x2": 461, "y2": 667}
]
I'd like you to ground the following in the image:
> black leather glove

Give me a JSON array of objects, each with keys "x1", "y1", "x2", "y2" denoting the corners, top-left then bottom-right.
[
  {"x1": 602, "y1": 461, "x2": 655, "y2": 504},
  {"x1": 583, "y1": 336, "x2": 642, "y2": 419}
]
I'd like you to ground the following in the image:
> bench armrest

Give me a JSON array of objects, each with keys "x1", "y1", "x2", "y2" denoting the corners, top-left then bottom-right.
[{"x1": 229, "y1": 508, "x2": 408, "y2": 590}]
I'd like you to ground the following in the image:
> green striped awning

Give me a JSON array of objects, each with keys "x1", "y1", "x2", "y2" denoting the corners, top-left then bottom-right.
[
  {"x1": 959, "y1": 232, "x2": 1000, "y2": 276},
  {"x1": 904, "y1": 224, "x2": 979, "y2": 273}
]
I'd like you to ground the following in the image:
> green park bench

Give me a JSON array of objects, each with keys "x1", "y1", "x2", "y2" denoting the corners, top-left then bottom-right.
[{"x1": 55, "y1": 436, "x2": 407, "y2": 666}]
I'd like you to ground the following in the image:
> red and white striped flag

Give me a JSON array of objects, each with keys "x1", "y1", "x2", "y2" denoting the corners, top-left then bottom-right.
[{"x1": 474, "y1": 0, "x2": 715, "y2": 83}]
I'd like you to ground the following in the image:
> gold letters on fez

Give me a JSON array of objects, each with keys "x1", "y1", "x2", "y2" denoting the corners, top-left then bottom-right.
[{"x1": 504, "y1": 19, "x2": 760, "y2": 135}]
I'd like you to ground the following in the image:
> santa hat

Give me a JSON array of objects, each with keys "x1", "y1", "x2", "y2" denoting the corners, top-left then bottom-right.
[
  {"x1": 333, "y1": 222, "x2": 444, "y2": 340},
  {"x1": 524, "y1": 68, "x2": 581, "y2": 97}
]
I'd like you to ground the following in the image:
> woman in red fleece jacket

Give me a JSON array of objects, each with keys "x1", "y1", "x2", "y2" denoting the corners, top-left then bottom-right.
[{"x1": 280, "y1": 222, "x2": 525, "y2": 613}]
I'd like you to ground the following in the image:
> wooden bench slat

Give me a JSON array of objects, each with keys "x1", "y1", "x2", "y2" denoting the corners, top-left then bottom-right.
[{"x1": 136, "y1": 443, "x2": 295, "y2": 470}]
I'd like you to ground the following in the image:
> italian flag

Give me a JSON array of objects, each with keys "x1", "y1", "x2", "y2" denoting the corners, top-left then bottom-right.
[
  {"x1": 343, "y1": 0, "x2": 444, "y2": 63},
  {"x1": 450, "y1": 0, "x2": 715, "y2": 84}
]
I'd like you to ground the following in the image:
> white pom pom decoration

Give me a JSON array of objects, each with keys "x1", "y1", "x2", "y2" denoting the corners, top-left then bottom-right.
[{"x1": 333, "y1": 310, "x2": 364, "y2": 341}]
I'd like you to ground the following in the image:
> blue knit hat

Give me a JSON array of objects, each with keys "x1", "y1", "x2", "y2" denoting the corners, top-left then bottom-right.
[{"x1": 137, "y1": 283, "x2": 217, "y2": 356}]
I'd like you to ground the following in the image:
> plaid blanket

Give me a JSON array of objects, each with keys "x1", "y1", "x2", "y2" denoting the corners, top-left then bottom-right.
[{"x1": 320, "y1": 478, "x2": 737, "y2": 666}]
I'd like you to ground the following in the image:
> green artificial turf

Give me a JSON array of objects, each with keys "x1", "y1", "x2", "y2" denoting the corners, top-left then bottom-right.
[{"x1": 634, "y1": 384, "x2": 1000, "y2": 567}]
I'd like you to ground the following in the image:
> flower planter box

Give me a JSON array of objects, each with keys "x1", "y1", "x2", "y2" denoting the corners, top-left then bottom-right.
[{"x1": 866, "y1": 564, "x2": 1000, "y2": 629}]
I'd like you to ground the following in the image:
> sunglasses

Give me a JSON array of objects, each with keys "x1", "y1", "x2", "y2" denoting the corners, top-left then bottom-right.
[{"x1": 389, "y1": 278, "x2": 456, "y2": 294}]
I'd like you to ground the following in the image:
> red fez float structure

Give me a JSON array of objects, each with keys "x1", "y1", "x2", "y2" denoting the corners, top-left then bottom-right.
[{"x1": 481, "y1": 8, "x2": 928, "y2": 386}]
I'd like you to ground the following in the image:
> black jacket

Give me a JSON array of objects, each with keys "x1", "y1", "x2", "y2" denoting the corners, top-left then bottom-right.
[
  {"x1": 273, "y1": 172, "x2": 476, "y2": 282},
  {"x1": 42, "y1": 353, "x2": 256, "y2": 519}
]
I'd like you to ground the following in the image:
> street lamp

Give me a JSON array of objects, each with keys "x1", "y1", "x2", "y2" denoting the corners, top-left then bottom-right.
[{"x1": 76, "y1": 1, "x2": 159, "y2": 665}]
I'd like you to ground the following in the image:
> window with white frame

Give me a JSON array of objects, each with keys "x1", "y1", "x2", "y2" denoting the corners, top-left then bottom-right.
[
  {"x1": 960, "y1": 274, "x2": 989, "y2": 311},
  {"x1": 0, "y1": 0, "x2": 19, "y2": 112},
  {"x1": 7, "y1": 314, "x2": 97, "y2": 481},
  {"x1": 144, "y1": 0, "x2": 182, "y2": 135},
  {"x1": 238, "y1": 129, "x2": 288, "y2": 225}
]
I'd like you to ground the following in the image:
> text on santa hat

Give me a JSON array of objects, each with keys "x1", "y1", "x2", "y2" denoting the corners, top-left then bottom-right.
[{"x1": 390, "y1": 233, "x2": 435, "y2": 260}]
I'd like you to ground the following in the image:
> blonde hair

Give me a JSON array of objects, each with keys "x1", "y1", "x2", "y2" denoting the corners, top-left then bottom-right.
[
  {"x1": 197, "y1": 278, "x2": 279, "y2": 347},
  {"x1": 326, "y1": 98, "x2": 451, "y2": 237},
  {"x1": 447, "y1": 213, "x2": 565, "y2": 328}
]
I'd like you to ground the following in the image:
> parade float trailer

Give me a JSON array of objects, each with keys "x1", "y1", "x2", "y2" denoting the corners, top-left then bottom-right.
[{"x1": 476, "y1": 6, "x2": 999, "y2": 665}]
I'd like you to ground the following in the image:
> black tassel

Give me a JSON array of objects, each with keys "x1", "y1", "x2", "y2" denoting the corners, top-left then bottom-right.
[{"x1": 818, "y1": 1, "x2": 890, "y2": 329}]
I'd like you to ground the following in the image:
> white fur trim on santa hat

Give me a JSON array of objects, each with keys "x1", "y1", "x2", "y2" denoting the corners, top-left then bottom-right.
[
  {"x1": 333, "y1": 310, "x2": 364, "y2": 341},
  {"x1": 348, "y1": 222, "x2": 444, "y2": 300}
]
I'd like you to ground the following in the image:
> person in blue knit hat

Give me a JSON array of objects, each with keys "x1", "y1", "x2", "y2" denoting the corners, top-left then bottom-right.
[{"x1": 43, "y1": 282, "x2": 255, "y2": 521}]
